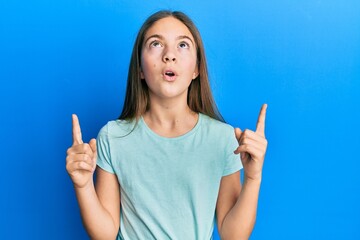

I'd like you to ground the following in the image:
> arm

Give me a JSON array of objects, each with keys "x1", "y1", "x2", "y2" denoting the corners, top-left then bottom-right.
[
  {"x1": 216, "y1": 171, "x2": 261, "y2": 240},
  {"x1": 66, "y1": 114, "x2": 120, "y2": 239},
  {"x1": 216, "y1": 104, "x2": 268, "y2": 240},
  {"x1": 74, "y1": 168, "x2": 120, "y2": 240}
]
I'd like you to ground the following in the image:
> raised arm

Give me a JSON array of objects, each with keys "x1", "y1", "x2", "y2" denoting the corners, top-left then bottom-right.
[
  {"x1": 66, "y1": 114, "x2": 120, "y2": 239},
  {"x1": 216, "y1": 104, "x2": 268, "y2": 240}
]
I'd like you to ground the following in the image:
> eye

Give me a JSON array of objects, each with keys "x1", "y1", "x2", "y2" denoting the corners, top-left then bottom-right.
[
  {"x1": 150, "y1": 40, "x2": 163, "y2": 48},
  {"x1": 178, "y1": 41, "x2": 190, "y2": 49}
]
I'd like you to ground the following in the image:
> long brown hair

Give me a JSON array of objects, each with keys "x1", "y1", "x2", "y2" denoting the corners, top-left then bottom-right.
[{"x1": 119, "y1": 10, "x2": 223, "y2": 122}]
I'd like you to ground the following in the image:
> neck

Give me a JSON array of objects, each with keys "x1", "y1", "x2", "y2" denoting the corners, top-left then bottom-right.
[
  {"x1": 146, "y1": 92, "x2": 194, "y2": 122},
  {"x1": 143, "y1": 95, "x2": 198, "y2": 137}
]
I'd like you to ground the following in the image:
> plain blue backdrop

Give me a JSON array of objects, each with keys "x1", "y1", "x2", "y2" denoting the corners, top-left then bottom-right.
[{"x1": 1, "y1": 0, "x2": 359, "y2": 239}]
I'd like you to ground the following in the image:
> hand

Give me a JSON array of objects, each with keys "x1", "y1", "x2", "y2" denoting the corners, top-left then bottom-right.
[
  {"x1": 234, "y1": 104, "x2": 268, "y2": 181},
  {"x1": 66, "y1": 114, "x2": 97, "y2": 189}
]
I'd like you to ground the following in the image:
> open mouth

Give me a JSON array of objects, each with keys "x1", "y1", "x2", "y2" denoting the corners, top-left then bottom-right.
[{"x1": 165, "y1": 71, "x2": 175, "y2": 77}]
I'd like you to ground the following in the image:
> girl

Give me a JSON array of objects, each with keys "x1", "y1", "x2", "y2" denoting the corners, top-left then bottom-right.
[{"x1": 66, "y1": 10, "x2": 268, "y2": 240}]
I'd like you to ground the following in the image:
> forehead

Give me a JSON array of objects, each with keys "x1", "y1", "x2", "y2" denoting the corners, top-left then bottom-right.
[{"x1": 144, "y1": 17, "x2": 195, "y2": 41}]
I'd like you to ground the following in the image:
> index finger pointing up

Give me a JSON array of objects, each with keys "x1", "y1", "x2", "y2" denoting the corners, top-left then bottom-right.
[
  {"x1": 72, "y1": 114, "x2": 83, "y2": 145},
  {"x1": 256, "y1": 104, "x2": 267, "y2": 136}
]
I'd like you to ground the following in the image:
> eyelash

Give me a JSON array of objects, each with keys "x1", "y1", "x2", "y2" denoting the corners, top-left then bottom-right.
[
  {"x1": 149, "y1": 40, "x2": 190, "y2": 49},
  {"x1": 150, "y1": 41, "x2": 163, "y2": 48},
  {"x1": 178, "y1": 42, "x2": 190, "y2": 49}
]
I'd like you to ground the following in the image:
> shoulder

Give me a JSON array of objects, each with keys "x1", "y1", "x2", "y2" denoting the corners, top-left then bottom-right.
[
  {"x1": 200, "y1": 113, "x2": 234, "y2": 136},
  {"x1": 98, "y1": 118, "x2": 137, "y2": 138}
]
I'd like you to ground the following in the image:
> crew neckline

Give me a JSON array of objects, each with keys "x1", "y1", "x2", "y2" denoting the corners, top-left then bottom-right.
[{"x1": 140, "y1": 113, "x2": 202, "y2": 141}]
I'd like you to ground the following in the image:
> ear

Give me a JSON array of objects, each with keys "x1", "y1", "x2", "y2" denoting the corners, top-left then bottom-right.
[{"x1": 192, "y1": 68, "x2": 199, "y2": 80}]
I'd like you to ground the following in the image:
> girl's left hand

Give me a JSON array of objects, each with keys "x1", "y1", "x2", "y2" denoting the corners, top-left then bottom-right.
[{"x1": 234, "y1": 104, "x2": 268, "y2": 181}]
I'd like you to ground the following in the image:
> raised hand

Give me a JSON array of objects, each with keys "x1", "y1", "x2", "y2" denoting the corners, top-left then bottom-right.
[
  {"x1": 234, "y1": 104, "x2": 268, "y2": 181},
  {"x1": 66, "y1": 114, "x2": 97, "y2": 189}
]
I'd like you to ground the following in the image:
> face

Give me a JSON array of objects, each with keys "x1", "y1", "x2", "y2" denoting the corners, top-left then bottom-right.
[{"x1": 140, "y1": 17, "x2": 199, "y2": 101}]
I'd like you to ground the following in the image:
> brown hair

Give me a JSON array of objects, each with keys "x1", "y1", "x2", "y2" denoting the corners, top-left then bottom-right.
[{"x1": 119, "y1": 10, "x2": 223, "y2": 122}]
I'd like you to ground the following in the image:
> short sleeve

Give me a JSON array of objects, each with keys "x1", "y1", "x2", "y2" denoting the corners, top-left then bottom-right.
[
  {"x1": 96, "y1": 124, "x2": 115, "y2": 174},
  {"x1": 222, "y1": 128, "x2": 243, "y2": 176}
]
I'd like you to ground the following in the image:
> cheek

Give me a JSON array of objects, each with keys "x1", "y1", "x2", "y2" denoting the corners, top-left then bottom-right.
[
  {"x1": 140, "y1": 57, "x2": 150, "y2": 76},
  {"x1": 184, "y1": 58, "x2": 198, "y2": 74},
  {"x1": 142, "y1": 63, "x2": 157, "y2": 77},
  {"x1": 182, "y1": 51, "x2": 197, "y2": 69},
  {"x1": 141, "y1": 51, "x2": 160, "y2": 75}
]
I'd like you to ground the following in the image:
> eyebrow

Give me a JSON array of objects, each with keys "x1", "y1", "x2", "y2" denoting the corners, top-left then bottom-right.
[{"x1": 144, "y1": 34, "x2": 195, "y2": 46}]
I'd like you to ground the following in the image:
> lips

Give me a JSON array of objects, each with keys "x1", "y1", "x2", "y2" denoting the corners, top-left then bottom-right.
[
  {"x1": 165, "y1": 71, "x2": 175, "y2": 77},
  {"x1": 163, "y1": 69, "x2": 177, "y2": 81}
]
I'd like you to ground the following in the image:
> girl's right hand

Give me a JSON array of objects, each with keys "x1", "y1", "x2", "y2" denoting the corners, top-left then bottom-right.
[{"x1": 66, "y1": 114, "x2": 97, "y2": 189}]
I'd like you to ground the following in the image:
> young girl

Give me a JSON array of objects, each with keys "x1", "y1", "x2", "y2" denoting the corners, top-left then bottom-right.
[{"x1": 66, "y1": 10, "x2": 268, "y2": 240}]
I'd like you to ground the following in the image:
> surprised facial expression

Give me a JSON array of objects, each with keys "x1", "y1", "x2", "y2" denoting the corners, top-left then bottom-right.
[{"x1": 140, "y1": 17, "x2": 199, "y2": 101}]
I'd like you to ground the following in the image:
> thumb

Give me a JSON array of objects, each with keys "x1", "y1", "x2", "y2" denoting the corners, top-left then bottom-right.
[
  {"x1": 89, "y1": 138, "x2": 97, "y2": 170},
  {"x1": 89, "y1": 138, "x2": 97, "y2": 155},
  {"x1": 234, "y1": 127, "x2": 242, "y2": 140}
]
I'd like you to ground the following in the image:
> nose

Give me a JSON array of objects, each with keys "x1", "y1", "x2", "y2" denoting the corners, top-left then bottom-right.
[{"x1": 163, "y1": 48, "x2": 176, "y2": 63}]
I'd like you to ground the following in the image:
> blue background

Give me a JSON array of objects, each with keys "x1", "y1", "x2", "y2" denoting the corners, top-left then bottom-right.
[{"x1": 1, "y1": 0, "x2": 359, "y2": 239}]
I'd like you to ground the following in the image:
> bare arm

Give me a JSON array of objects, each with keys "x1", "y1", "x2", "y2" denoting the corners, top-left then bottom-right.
[
  {"x1": 66, "y1": 114, "x2": 120, "y2": 239},
  {"x1": 216, "y1": 104, "x2": 268, "y2": 240},
  {"x1": 216, "y1": 172, "x2": 260, "y2": 240},
  {"x1": 74, "y1": 168, "x2": 120, "y2": 240}
]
